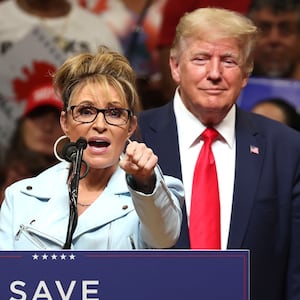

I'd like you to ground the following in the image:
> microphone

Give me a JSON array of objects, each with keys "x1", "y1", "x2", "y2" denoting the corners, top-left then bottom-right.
[
  {"x1": 62, "y1": 137, "x2": 88, "y2": 249},
  {"x1": 76, "y1": 137, "x2": 88, "y2": 150},
  {"x1": 62, "y1": 142, "x2": 77, "y2": 162},
  {"x1": 62, "y1": 137, "x2": 88, "y2": 162}
]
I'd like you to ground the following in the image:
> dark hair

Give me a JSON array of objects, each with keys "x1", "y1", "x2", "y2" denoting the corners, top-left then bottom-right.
[
  {"x1": 0, "y1": 119, "x2": 59, "y2": 186},
  {"x1": 253, "y1": 97, "x2": 300, "y2": 131},
  {"x1": 250, "y1": 0, "x2": 300, "y2": 11},
  {"x1": 249, "y1": 0, "x2": 300, "y2": 28}
]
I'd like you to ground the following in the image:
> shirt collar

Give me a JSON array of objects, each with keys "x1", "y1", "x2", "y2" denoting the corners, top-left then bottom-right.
[{"x1": 174, "y1": 88, "x2": 236, "y2": 149}]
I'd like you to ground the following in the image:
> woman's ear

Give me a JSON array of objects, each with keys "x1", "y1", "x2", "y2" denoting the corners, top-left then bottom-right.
[
  {"x1": 127, "y1": 116, "x2": 137, "y2": 138},
  {"x1": 60, "y1": 111, "x2": 69, "y2": 136}
]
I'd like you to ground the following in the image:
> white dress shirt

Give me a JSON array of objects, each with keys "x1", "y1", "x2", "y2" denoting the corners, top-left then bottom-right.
[{"x1": 174, "y1": 89, "x2": 236, "y2": 249}]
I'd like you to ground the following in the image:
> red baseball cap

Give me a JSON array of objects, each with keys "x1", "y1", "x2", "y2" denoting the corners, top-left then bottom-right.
[{"x1": 24, "y1": 84, "x2": 63, "y2": 116}]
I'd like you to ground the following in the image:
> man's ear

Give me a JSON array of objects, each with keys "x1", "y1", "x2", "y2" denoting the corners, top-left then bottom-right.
[
  {"x1": 169, "y1": 56, "x2": 180, "y2": 83},
  {"x1": 241, "y1": 74, "x2": 249, "y2": 88}
]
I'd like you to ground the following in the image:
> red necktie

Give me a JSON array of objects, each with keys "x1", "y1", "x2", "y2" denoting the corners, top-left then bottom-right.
[{"x1": 189, "y1": 127, "x2": 221, "y2": 249}]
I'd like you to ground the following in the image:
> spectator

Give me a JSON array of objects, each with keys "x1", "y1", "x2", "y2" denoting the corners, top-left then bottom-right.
[
  {"x1": 137, "y1": 8, "x2": 300, "y2": 300},
  {"x1": 74, "y1": 0, "x2": 167, "y2": 109},
  {"x1": 0, "y1": 83, "x2": 63, "y2": 205},
  {"x1": 0, "y1": 0, "x2": 122, "y2": 57},
  {"x1": 251, "y1": 97, "x2": 300, "y2": 130},
  {"x1": 248, "y1": 0, "x2": 300, "y2": 79}
]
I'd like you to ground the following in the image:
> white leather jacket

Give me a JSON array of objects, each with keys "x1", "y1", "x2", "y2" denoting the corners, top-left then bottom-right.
[{"x1": 0, "y1": 162, "x2": 184, "y2": 250}]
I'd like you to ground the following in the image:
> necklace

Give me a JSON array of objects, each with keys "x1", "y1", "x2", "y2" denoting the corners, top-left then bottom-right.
[{"x1": 77, "y1": 201, "x2": 92, "y2": 207}]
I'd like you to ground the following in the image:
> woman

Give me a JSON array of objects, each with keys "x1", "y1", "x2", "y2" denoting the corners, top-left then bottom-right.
[
  {"x1": 0, "y1": 46, "x2": 184, "y2": 250},
  {"x1": 0, "y1": 84, "x2": 64, "y2": 205}
]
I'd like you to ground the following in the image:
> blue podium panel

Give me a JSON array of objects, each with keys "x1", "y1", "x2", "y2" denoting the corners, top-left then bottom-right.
[{"x1": 0, "y1": 250, "x2": 249, "y2": 300}]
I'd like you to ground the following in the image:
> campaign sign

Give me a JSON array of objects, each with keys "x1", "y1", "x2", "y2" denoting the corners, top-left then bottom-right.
[
  {"x1": 0, "y1": 250, "x2": 249, "y2": 300},
  {"x1": 238, "y1": 77, "x2": 300, "y2": 111}
]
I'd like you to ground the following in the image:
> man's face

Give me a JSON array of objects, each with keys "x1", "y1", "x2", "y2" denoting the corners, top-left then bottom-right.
[
  {"x1": 170, "y1": 37, "x2": 248, "y2": 126},
  {"x1": 251, "y1": 8, "x2": 300, "y2": 78}
]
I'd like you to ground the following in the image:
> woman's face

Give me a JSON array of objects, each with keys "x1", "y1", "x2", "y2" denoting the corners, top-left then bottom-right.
[
  {"x1": 60, "y1": 83, "x2": 137, "y2": 171},
  {"x1": 22, "y1": 107, "x2": 63, "y2": 156}
]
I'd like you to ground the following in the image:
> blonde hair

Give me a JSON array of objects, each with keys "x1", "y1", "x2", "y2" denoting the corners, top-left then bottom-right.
[
  {"x1": 53, "y1": 46, "x2": 141, "y2": 114},
  {"x1": 171, "y1": 7, "x2": 258, "y2": 75}
]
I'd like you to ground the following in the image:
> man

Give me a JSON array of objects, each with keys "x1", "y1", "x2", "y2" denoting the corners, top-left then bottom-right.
[
  {"x1": 248, "y1": 0, "x2": 300, "y2": 79},
  {"x1": 137, "y1": 7, "x2": 300, "y2": 300}
]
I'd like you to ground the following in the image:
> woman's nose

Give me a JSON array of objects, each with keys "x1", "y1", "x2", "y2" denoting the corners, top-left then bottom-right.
[{"x1": 93, "y1": 111, "x2": 107, "y2": 129}]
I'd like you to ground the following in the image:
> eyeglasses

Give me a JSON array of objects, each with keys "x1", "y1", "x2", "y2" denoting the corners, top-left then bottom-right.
[{"x1": 68, "y1": 105, "x2": 132, "y2": 126}]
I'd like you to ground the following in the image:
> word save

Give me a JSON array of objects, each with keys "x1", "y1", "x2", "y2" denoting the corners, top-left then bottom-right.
[{"x1": 9, "y1": 279, "x2": 100, "y2": 300}]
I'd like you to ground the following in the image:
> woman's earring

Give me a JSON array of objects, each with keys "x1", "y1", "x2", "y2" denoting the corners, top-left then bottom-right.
[{"x1": 53, "y1": 135, "x2": 70, "y2": 162}]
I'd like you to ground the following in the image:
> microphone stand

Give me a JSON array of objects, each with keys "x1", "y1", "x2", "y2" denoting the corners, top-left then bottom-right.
[{"x1": 63, "y1": 137, "x2": 88, "y2": 249}]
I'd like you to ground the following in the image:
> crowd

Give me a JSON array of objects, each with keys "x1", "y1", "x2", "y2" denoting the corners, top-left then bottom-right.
[{"x1": 0, "y1": 1, "x2": 300, "y2": 299}]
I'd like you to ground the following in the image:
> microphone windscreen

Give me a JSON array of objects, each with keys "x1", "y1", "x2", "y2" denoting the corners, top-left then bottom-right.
[
  {"x1": 62, "y1": 142, "x2": 77, "y2": 162},
  {"x1": 76, "y1": 137, "x2": 88, "y2": 149}
]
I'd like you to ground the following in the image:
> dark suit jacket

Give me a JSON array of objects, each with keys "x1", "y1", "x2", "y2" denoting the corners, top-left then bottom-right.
[{"x1": 137, "y1": 101, "x2": 300, "y2": 300}]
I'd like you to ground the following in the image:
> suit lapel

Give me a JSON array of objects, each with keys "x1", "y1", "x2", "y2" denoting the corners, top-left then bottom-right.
[
  {"x1": 138, "y1": 102, "x2": 190, "y2": 248},
  {"x1": 227, "y1": 109, "x2": 266, "y2": 248},
  {"x1": 138, "y1": 102, "x2": 182, "y2": 179}
]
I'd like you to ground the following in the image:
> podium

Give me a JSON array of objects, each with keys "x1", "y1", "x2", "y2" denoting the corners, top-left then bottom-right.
[{"x1": 0, "y1": 250, "x2": 249, "y2": 299}]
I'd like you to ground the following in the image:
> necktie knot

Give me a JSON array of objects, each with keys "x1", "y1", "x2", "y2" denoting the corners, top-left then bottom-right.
[{"x1": 201, "y1": 128, "x2": 218, "y2": 145}]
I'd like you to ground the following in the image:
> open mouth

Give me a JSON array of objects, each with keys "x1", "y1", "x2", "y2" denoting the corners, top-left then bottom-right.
[{"x1": 88, "y1": 140, "x2": 110, "y2": 148}]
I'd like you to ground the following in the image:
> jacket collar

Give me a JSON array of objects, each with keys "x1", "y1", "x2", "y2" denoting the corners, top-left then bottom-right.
[{"x1": 20, "y1": 162, "x2": 131, "y2": 199}]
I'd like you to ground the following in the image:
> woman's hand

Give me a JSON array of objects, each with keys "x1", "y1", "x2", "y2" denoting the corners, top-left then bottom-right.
[{"x1": 119, "y1": 141, "x2": 158, "y2": 193}]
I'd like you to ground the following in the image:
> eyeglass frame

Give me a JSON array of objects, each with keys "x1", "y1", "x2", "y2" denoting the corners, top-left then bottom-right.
[{"x1": 67, "y1": 105, "x2": 133, "y2": 126}]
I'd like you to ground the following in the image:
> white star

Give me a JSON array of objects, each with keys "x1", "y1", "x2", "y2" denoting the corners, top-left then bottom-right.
[
  {"x1": 60, "y1": 253, "x2": 67, "y2": 260},
  {"x1": 32, "y1": 253, "x2": 39, "y2": 260},
  {"x1": 69, "y1": 253, "x2": 76, "y2": 260},
  {"x1": 42, "y1": 253, "x2": 48, "y2": 260},
  {"x1": 51, "y1": 254, "x2": 58, "y2": 260}
]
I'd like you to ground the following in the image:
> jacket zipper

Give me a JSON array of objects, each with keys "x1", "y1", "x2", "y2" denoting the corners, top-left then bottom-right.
[{"x1": 15, "y1": 224, "x2": 64, "y2": 249}]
